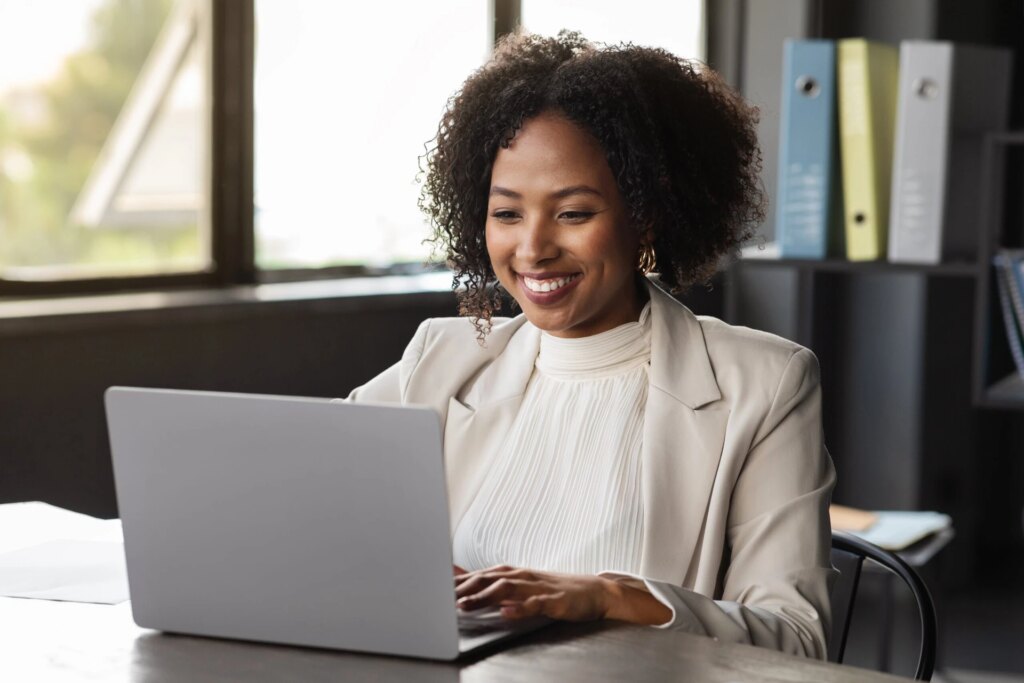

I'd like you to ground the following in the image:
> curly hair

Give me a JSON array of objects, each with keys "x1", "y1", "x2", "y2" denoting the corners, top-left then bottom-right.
[{"x1": 419, "y1": 30, "x2": 765, "y2": 337}]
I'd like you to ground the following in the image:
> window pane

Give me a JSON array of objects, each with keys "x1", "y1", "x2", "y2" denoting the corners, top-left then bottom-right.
[
  {"x1": 254, "y1": 1, "x2": 490, "y2": 270},
  {"x1": 522, "y1": 0, "x2": 705, "y2": 61},
  {"x1": 0, "y1": 0, "x2": 211, "y2": 281}
]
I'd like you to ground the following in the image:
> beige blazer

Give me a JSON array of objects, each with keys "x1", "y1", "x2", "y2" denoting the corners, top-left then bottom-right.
[{"x1": 347, "y1": 279, "x2": 836, "y2": 659}]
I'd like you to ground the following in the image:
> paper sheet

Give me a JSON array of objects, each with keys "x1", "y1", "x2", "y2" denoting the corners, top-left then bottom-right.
[
  {"x1": 0, "y1": 501, "x2": 123, "y2": 554},
  {"x1": 0, "y1": 502, "x2": 128, "y2": 604},
  {"x1": 0, "y1": 539, "x2": 129, "y2": 604}
]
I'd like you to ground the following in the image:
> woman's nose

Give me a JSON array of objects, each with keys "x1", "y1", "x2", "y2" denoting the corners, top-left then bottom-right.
[{"x1": 516, "y1": 217, "x2": 559, "y2": 264}]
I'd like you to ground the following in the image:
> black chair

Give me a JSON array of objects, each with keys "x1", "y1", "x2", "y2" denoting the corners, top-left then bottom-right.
[{"x1": 829, "y1": 531, "x2": 937, "y2": 681}]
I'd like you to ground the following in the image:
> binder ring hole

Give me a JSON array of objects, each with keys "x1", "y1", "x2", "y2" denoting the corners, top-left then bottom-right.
[
  {"x1": 795, "y1": 76, "x2": 820, "y2": 98},
  {"x1": 854, "y1": 212, "x2": 866, "y2": 224},
  {"x1": 914, "y1": 78, "x2": 939, "y2": 99}
]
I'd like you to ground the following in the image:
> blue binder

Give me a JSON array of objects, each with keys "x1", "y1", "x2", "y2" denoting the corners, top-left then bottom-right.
[{"x1": 776, "y1": 40, "x2": 839, "y2": 259}]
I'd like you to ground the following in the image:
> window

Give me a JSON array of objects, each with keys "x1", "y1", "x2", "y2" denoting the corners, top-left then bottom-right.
[
  {"x1": 521, "y1": 0, "x2": 704, "y2": 59},
  {"x1": 0, "y1": 0, "x2": 707, "y2": 295},
  {"x1": 0, "y1": 0, "x2": 210, "y2": 283},
  {"x1": 253, "y1": 1, "x2": 490, "y2": 271}
]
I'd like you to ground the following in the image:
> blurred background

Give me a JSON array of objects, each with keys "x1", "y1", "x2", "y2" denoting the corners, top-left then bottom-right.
[{"x1": 0, "y1": 1, "x2": 1022, "y2": 679}]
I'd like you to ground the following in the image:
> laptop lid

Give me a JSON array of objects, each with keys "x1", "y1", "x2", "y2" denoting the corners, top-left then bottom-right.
[{"x1": 106, "y1": 387, "x2": 461, "y2": 660}]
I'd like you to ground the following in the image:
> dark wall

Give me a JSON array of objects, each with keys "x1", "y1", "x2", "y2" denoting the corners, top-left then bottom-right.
[{"x1": 0, "y1": 292, "x2": 456, "y2": 518}]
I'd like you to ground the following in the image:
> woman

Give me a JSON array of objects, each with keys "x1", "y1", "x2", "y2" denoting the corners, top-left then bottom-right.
[{"x1": 348, "y1": 31, "x2": 835, "y2": 658}]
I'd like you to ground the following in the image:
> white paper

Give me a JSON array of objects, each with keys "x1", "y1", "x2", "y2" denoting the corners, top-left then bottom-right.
[
  {"x1": 0, "y1": 501, "x2": 123, "y2": 555},
  {"x1": 0, "y1": 502, "x2": 128, "y2": 604},
  {"x1": 853, "y1": 511, "x2": 952, "y2": 551},
  {"x1": 0, "y1": 539, "x2": 129, "y2": 604}
]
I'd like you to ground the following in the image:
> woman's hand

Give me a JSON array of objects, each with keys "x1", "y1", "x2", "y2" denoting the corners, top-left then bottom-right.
[
  {"x1": 455, "y1": 565, "x2": 674, "y2": 625},
  {"x1": 455, "y1": 565, "x2": 614, "y2": 621}
]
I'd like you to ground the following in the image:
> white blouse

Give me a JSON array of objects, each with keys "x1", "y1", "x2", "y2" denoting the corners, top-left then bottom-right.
[{"x1": 452, "y1": 302, "x2": 652, "y2": 575}]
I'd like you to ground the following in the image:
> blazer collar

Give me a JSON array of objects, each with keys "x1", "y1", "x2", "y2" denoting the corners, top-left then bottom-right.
[
  {"x1": 645, "y1": 278, "x2": 721, "y2": 409},
  {"x1": 461, "y1": 318, "x2": 539, "y2": 409},
  {"x1": 463, "y1": 278, "x2": 721, "y2": 411}
]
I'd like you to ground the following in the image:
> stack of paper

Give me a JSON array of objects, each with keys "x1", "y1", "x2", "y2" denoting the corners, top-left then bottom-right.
[{"x1": 851, "y1": 510, "x2": 951, "y2": 551}]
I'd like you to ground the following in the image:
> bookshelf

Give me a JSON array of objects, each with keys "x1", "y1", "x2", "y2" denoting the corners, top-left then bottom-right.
[
  {"x1": 714, "y1": 0, "x2": 1024, "y2": 585},
  {"x1": 972, "y1": 132, "x2": 1024, "y2": 409},
  {"x1": 734, "y1": 256, "x2": 979, "y2": 278},
  {"x1": 734, "y1": 134, "x2": 1024, "y2": 412}
]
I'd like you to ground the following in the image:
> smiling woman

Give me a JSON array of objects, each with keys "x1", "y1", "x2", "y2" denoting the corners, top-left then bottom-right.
[{"x1": 347, "y1": 31, "x2": 836, "y2": 660}]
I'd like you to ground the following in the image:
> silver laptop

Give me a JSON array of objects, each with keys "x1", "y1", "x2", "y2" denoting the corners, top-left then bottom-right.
[{"x1": 105, "y1": 386, "x2": 547, "y2": 660}]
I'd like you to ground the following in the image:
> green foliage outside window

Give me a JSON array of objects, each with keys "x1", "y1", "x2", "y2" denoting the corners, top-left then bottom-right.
[{"x1": 0, "y1": 0, "x2": 200, "y2": 279}]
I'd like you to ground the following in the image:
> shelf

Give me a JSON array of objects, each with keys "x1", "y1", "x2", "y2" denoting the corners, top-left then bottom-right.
[
  {"x1": 731, "y1": 256, "x2": 979, "y2": 277},
  {"x1": 979, "y1": 373, "x2": 1024, "y2": 410}
]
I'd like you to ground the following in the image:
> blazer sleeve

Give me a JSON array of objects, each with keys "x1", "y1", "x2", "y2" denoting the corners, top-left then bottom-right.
[
  {"x1": 344, "y1": 319, "x2": 431, "y2": 403},
  {"x1": 603, "y1": 348, "x2": 836, "y2": 659}
]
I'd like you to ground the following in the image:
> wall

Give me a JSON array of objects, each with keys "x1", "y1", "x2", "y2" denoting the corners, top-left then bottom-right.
[{"x1": 0, "y1": 292, "x2": 456, "y2": 518}]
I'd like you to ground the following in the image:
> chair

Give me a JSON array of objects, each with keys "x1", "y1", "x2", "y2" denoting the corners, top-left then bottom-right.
[{"x1": 829, "y1": 531, "x2": 937, "y2": 681}]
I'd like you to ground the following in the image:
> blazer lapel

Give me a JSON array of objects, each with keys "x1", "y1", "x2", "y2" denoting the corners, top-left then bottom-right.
[
  {"x1": 639, "y1": 281, "x2": 731, "y2": 584},
  {"x1": 442, "y1": 321, "x2": 541, "y2": 531}
]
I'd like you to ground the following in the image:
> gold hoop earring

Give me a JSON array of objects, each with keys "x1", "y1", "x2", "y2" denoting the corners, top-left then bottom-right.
[{"x1": 637, "y1": 243, "x2": 657, "y2": 275}]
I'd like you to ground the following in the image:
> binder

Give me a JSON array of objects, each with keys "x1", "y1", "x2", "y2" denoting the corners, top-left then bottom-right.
[
  {"x1": 776, "y1": 40, "x2": 841, "y2": 259},
  {"x1": 837, "y1": 39, "x2": 900, "y2": 261},
  {"x1": 888, "y1": 42, "x2": 1013, "y2": 264},
  {"x1": 993, "y1": 250, "x2": 1024, "y2": 379}
]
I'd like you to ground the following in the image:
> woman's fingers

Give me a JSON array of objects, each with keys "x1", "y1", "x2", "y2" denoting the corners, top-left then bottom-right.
[
  {"x1": 457, "y1": 577, "x2": 538, "y2": 610},
  {"x1": 453, "y1": 567, "x2": 608, "y2": 622},
  {"x1": 454, "y1": 573, "x2": 494, "y2": 599},
  {"x1": 454, "y1": 565, "x2": 532, "y2": 590},
  {"x1": 501, "y1": 594, "x2": 549, "y2": 619}
]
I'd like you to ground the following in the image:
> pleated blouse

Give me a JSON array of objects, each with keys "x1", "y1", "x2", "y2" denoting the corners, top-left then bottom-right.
[{"x1": 451, "y1": 302, "x2": 652, "y2": 575}]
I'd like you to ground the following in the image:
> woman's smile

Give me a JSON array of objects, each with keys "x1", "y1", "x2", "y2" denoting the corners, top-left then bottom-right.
[{"x1": 517, "y1": 272, "x2": 583, "y2": 304}]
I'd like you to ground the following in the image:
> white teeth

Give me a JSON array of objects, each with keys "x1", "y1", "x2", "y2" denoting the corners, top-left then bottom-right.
[{"x1": 523, "y1": 274, "x2": 579, "y2": 293}]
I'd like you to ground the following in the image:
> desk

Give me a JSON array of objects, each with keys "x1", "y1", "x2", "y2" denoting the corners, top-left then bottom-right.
[{"x1": 2, "y1": 596, "x2": 912, "y2": 682}]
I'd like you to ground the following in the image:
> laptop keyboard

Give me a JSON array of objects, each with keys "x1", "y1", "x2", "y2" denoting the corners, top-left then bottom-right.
[{"x1": 457, "y1": 606, "x2": 508, "y2": 635}]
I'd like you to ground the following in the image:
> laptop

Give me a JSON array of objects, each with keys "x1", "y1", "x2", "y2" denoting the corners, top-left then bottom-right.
[{"x1": 105, "y1": 386, "x2": 547, "y2": 660}]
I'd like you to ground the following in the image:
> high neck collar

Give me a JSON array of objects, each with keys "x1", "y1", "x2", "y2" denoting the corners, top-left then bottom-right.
[{"x1": 536, "y1": 302, "x2": 652, "y2": 379}]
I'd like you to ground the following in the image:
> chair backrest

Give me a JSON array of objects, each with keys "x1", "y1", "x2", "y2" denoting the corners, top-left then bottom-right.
[{"x1": 829, "y1": 531, "x2": 937, "y2": 681}]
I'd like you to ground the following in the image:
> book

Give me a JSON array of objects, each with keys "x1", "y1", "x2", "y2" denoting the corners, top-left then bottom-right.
[
  {"x1": 837, "y1": 39, "x2": 900, "y2": 261},
  {"x1": 830, "y1": 504, "x2": 877, "y2": 532},
  {"x1": 776, "y1": 40, "x2": 842, "y2": 259},
  {"x1": 888, "y1": 42, "x2": 1013, "y2": 264},
  {"x1": 994, "y1": 250, "x2": 1024, "y2": 379}
]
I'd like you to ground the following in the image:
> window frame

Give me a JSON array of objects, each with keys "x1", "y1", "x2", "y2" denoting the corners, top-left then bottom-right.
[{"x1": 0, "y1": 0, "x2": 248, "y2": 297}]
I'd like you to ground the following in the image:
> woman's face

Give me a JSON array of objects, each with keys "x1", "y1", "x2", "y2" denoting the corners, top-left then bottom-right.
[{"x1": 485, "y1": 111, "x2": 644, "y2": 338}]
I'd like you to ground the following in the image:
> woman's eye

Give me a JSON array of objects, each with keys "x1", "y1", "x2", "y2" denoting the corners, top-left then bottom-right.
[
  {"x1": 490, "y1": 210, "x2": 520, "y2": 222},
  {"x1": 560, "y1": 211, "x2": 595, "y2": 222}
]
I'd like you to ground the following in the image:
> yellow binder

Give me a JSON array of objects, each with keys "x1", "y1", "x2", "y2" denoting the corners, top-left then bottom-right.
[{"x1": 837, "y1": 39, "x2": 899, "y2": 261}]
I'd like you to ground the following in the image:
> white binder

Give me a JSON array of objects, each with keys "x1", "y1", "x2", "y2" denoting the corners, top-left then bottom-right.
[{"x1": 888, "y1": 41, "x2": 1012, "y2": 264}]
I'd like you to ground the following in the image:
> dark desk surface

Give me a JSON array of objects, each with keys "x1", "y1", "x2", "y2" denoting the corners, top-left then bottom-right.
[{"x1": 3, "y1": 597, "x2": 912, "y2": 682}]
